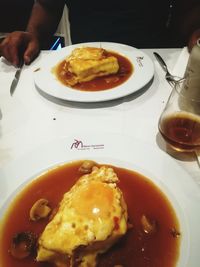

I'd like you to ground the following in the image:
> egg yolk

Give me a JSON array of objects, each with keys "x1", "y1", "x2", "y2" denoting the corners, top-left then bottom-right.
[{"x1": 72, "y1": 181, "x2": 114, "y2": 220}]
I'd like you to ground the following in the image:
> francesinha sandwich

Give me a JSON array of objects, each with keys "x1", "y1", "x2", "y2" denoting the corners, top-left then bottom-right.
[
  {"x1": 61, "y1": 47, "x2": 119, "y2": 86},
  {"x1": 36, "y1": 164, "x2": 128, "y2": 267}
]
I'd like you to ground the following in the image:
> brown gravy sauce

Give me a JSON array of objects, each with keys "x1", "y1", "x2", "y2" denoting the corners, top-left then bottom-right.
[
  {"x1": 53, "y1": 51, "x2": 133, "y2": 91},
  {"x1": 0, "y1": 161, "x2": 180, "y2": 267}
]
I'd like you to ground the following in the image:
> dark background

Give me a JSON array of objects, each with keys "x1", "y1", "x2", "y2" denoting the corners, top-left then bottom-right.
[
  {"x1": 0, "y1": 0, "x2": 64, "y2": 49},
  {"x1": 0, "y1": 0, "x2": 34, "y2": 32}
]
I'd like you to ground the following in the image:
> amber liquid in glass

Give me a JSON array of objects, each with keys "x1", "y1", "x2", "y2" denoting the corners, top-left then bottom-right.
[{"x1": 159, "y1": 112, "x2": 200, "y2": 151}]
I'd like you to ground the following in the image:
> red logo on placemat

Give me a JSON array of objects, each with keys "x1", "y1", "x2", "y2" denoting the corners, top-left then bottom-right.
[
  {"x1": 70, "y1": 139, "x2": 104, "y2": 150},
  {"x1": 71, "y1": 139, "x2": 83, "y2": 149}
]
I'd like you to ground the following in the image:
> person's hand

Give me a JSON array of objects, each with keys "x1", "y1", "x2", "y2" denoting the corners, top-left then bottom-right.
[
  {"x1": 188, "y1": 29, "x2": 200, "y2": 52},
  {"x1": 0, "y1": 31, "x2": 40, "y2": 66}
]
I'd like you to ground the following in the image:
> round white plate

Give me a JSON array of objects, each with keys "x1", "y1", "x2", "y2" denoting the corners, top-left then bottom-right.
[
  {"x1": 33, "y1": 42, "x2": 154, "y2": 102},
  {"x1": 0, "y1": 134, "x2": 200, "y2": 267}
]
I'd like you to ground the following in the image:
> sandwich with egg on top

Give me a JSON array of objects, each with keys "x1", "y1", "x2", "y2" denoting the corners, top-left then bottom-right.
[{"x1": 37, "y1": 164, "x2": 128, "y2": 267}]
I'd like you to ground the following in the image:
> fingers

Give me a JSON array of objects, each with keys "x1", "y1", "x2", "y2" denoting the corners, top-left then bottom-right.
[
  {"x1": 24, "y1": 37, "x2": 40, "y2": 65},
  {"x1": 0, "y1": 31, "x2": 40, "y2": 66},
  {"x1": 0, "y1": 32, "x2": 24, "y2": 66},
  {"x1": 0, "y1": 37, "x2": 18, "y2": 65}
]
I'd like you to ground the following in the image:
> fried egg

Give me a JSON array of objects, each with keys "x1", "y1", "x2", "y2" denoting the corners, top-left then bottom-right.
[{"x1": 37, "y1": 165, "x2": 128, "y2": 267}]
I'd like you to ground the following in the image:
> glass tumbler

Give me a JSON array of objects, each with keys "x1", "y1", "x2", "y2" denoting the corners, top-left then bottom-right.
[{"x1": 158, "y1": 77, "x2": 200, "y2": 152}]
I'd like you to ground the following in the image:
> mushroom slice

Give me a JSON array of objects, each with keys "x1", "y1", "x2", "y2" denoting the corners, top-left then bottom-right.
[
  {"x1": 78, "y1": 160, "x2": 96, "y2": 174},
  {"x1": 141, "y1": 215, "x2": 157, "y2": 235},
  {"x1": 10, "y1": 231, "x2": 37, "y2": 259},
  {"x1": 30, "y1": 198, "x2": 51, "y2": 221}
]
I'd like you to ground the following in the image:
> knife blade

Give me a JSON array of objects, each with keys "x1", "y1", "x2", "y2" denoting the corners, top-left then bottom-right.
[{"x1": 10, "y1": 61, "x2": 23, "y2": 96}]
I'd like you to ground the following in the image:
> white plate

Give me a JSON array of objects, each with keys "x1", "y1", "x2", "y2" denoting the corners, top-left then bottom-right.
[
  {"x1": 0, "y1": 133, "x2": 200, "y2": 267},
  {"x1": 33, "y1": 42, "x2": 154, "y2": 102}
]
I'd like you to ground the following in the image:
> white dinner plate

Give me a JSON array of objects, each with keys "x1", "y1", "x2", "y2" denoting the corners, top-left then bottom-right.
[
  {"x1": 33, "y1": 42, "x2": 154, "y2": 102},
  {"x1": 0, "y1": 133, "x2": 200, "y2": 267}
]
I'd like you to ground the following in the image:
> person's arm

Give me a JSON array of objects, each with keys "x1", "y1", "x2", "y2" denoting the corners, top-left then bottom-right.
[
  {"x1": 27, "y1": 0, "x2": 65, "y2": 45},
  {"x1": 0, "y1": 0, "x2": 65, "y2": 66}
]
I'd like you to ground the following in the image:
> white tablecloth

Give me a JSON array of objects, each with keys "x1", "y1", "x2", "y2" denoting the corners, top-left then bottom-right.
[{"x1": 0, "y1": 48, "x2": 199, "y2": 185}]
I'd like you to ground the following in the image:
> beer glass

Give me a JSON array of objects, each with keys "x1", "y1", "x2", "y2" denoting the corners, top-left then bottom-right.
[{"x1": 158, "y1": 77, "x2": 200, "y2": 152}]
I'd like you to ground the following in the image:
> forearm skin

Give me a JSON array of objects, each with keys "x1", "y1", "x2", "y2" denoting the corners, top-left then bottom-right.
[{"x1": 26, "y1": 0, "x2": 65, "y2": 43}]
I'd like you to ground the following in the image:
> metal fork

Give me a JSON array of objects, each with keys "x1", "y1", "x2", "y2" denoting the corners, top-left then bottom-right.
[{"x1": 153, "y1": 52, "x2": 183, "y2": 87}]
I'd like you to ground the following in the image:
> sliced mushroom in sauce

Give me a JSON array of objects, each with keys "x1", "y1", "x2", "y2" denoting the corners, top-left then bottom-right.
[
  {"x1": 141, "y1": 215, "x2": 157, "y2": 235},
  {"x1": 30, "y1": 198, "x2": 51, "y2": 221},
  {"x1": 10, "y1": 231, "x2": 37, "y2": 259},
  {"x1": 78, "y1": 160, "x2": 96, "y2": 174}
]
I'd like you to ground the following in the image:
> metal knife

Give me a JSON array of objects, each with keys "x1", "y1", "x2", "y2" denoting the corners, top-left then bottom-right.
[{"x1": 10, "y1": 61, "x2": 24, "y2": 96}]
